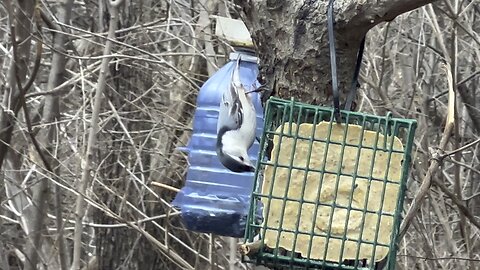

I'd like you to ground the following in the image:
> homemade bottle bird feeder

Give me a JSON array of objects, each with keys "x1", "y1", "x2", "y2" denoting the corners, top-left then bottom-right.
[
  {"x1": 172, "y1": 51, "x2": 264, "y2": 237},
  {"x1": 172, "y1": 17, "x2": 265, "y2": 237},
  {"x1": 242, "y1": 98, "x2": 417, "y2": 269}
]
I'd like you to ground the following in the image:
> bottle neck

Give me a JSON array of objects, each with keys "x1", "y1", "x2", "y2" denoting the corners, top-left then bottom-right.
[{"x1": 230, "y1": 47, "x2": 258, "y2": 63}]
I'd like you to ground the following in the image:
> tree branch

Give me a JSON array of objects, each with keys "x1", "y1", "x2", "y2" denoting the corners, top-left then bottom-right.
[
  {"x1": 432, "y1": 178, "x2": 480, "y2": 231},
  {"x1": 398, "y1": 62, "x2": 455, "y2": 240},
  {"x1": 345, "y1": 0, "x2": 439, "y2": 34}
]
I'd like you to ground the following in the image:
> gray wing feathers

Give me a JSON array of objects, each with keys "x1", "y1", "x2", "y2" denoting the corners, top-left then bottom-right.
[
  {"x1": 218, "y1": 85, "x2": 243, "y2": 131},
  {"x1": 217, "y1": 57, "x2": 244, "y2": 132}
]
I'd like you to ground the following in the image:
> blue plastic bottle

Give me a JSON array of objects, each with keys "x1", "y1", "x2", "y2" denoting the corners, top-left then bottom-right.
[{"x1": 172, "y1": 50, "x2": 264, "y2": 237}]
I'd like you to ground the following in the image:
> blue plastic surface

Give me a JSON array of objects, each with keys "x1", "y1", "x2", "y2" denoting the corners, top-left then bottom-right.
[{"x1": 172, "y1": 52, "x2": 264, "y2": 237}]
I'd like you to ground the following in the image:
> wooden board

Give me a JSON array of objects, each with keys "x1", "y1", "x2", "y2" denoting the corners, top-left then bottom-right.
[{"x1": 214, "y1": 16, "x2": 254, "y2": 48}]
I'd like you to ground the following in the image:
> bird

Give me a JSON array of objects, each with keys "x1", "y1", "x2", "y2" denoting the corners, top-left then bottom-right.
[{"x1": 216, "y1": 56, "x2": 257, "y2": 173}]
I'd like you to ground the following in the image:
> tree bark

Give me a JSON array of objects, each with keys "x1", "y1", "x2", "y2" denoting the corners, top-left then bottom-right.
[{"x1": 236, "y1": 0, "x2": 437, "y2": 106}]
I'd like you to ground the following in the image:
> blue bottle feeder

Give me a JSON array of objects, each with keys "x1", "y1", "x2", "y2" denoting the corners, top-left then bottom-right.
[{"x1": 172, "y1": 50, "x2": 264, "y2": 237}]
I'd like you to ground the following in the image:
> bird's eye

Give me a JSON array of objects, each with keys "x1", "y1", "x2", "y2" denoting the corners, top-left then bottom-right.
[{"x1": 239, "y1": 156, "x2": 244, "y2": 161}]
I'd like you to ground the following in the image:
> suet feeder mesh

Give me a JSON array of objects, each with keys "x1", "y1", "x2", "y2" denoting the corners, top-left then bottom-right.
[{"x1": 244, "y1": 97, "x2": 417, "y2": 269}]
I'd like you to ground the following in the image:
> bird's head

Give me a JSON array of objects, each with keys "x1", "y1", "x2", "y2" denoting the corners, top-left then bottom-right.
[{"x1": 217, "y1": 146, "x2": 255, "y2": 173}]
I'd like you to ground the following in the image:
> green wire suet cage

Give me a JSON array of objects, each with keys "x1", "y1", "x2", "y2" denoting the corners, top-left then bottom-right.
[{"x1": 243, "y1": 97, "x2": 417, "y2": 269}]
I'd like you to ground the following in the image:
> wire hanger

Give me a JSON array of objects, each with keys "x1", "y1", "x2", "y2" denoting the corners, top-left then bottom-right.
[{"x1": 327, "y1": 0, "x2": 366, "y2": 123}]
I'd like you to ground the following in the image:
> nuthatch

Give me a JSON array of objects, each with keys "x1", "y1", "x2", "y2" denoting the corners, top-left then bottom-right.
[{"x1": 216, "y1": 57, "x2": 257, "y2": 173}]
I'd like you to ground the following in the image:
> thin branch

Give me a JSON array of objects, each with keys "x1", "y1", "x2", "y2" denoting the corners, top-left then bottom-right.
[
  {"x1": 441, "y1": 138, "x2": 480, "y2": 158},
  {"x1": 397, "y1": 254, "x2": 480, "y2": 262},
  {"x1": 432, "y1": 178, "x2": 480, "y2": 231},
  {"x1": 151, "y1": 181, "x2": 180, "y2": 193},
  {"x1": 399, "y1": 62, "x2": 456, "y2": 240}
]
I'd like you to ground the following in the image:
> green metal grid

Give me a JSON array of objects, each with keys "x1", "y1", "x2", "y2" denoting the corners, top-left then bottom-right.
[{"x1": 244, "y1": 97, "x2": 417, "y2": 269}]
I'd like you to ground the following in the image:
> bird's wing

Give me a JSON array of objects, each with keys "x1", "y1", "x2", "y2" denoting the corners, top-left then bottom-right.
[
  {"x1": 217, "y1": 58, "x2": 244, "y2": 132},
  {"x1": 218, "y1": 82, "x2": 243, "y2": 132}
]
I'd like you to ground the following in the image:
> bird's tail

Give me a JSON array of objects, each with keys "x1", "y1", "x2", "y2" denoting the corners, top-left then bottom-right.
[{"x1": 231, "y1": 56, "x2": 243, "y2": 88}]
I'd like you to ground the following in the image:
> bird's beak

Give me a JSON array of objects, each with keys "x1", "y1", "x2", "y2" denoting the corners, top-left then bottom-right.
[{"x1": 244, "y1": 156, "x2": 255, "y2": 172}]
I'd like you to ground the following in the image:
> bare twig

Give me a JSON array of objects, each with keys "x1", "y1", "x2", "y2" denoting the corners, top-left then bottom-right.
[
  {"x1": 441, "y1": 138, "x2": 480, "y2": 158},
  {"x1": 432, "y1": 178, "x2": 480, "y2": 230},
  {"x1": 151, "y1": 181, "x2": 180, "y2": 193}
]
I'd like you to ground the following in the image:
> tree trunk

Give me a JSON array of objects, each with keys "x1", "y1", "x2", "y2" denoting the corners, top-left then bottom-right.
[
  {"x1": 2, "y1": 0, "x2": 36, "y2": 267},
  {"x1": 0, "y1": 0, "x2": 35, "y2": 173},
  {"x1": 25, "y1": 0, "x2": 76, "y2": 269},
  {"x1": 236, "y1": 0, "x2": 437, "y2": 106}
]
